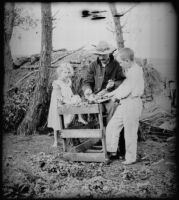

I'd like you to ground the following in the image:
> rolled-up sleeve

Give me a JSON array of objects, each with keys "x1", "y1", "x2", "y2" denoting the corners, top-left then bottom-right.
[
  {"x1": 112, "y1": 65, "x2": 144, "y2": 99},
  {"x1": 114, "y1": 78, "x2": 133, "y2": 99}
]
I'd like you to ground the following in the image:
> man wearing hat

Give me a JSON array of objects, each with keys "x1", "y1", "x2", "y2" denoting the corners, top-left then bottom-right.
[{"x1": 82, "y1": 41, "x2": 125, "y2": 123}]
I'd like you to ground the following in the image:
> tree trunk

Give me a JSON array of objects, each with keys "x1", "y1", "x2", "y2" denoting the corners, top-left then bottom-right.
[
  {"x1": 17, "y1": 3, "x2": 52, "y2": 135},
  {"x1": 109, "y1": 3, "x2": 124, "y2": 49},
  {"x1": 4, "y1": 3, "x2": 15, "y2": 98}
]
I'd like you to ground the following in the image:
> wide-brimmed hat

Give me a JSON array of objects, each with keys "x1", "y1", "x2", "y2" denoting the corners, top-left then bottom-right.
[{"x1": 91, "y1": 41, "x2": 116, "y2": 55}]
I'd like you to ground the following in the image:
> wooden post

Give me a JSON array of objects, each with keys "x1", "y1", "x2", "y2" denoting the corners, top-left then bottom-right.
[
  {"x1": 59, "y1": 115, "x2": 67, "y2": 152},
  {"x1": 98, "y1": 104, "x2": 108, "y2": 159}
]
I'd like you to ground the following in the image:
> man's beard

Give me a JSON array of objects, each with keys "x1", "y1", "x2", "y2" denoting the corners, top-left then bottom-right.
[{"x1": 100, "y1": 58, "x2": 109, "y2": 65}]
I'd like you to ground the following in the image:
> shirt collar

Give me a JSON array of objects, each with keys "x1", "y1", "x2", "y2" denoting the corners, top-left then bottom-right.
[{"x1": 98, "y1": 59, "x2": 110, "y2": 67}]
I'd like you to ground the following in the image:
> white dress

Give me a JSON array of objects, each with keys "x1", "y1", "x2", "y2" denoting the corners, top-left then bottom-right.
[{"x1": 47, "y1": 79, "x2": 75, "y2": 130}]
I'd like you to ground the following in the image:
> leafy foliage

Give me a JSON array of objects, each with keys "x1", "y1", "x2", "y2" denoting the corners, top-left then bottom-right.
[
  {"x1": 13, "y1": 7, "x2": 39, "y2": 30},
  {"x1": 2, "y1": 76, "x2": 36, "y2": 133}
]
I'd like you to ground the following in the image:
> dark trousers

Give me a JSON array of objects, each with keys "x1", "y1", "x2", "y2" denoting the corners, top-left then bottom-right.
[{"x1": 103, "y1": 99, "x2": 119, "y2": 124}]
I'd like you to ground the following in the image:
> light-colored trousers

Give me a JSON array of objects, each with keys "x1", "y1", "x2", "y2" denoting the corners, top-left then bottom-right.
[{"x1": 106, "y1": 97, "x2": 143, "y2": 162}]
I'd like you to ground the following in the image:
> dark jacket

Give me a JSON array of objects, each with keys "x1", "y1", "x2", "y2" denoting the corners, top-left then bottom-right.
[{"x1": 82, "y1": 57, "x2": 125, "y2": 94}]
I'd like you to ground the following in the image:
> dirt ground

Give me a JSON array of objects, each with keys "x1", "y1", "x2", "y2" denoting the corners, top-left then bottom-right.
[{"x1": 2, "y1": 131, "x2": 177, "y2": 198}]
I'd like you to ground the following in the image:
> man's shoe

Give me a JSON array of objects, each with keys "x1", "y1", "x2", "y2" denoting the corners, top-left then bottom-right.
[
  {"x1": 122, "y1": 160, "x2": 136, "y2": 165},
  {"x1": 111, "y1": 152, "x2": 117, "y2": 157},
  {"x1": 107, "y1": 152, "x2": 118, "y2": 160},
  {"x1": 119, "y1": 156, "x2": 125, "y2": 161},
  {"x1": 104, "y1": 158, "x2": 111, "y2": 165},
  {"x1": 107, "y1": 152, "x2": 117, "y2": 157}
]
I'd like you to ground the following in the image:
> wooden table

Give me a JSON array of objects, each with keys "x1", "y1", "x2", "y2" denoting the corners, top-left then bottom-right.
[{"x1": 58, "y1": 103, "x2": 108, "y2": 162}]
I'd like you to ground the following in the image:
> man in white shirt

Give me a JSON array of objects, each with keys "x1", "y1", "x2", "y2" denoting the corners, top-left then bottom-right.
[{"x1": 103, "y1": 48, "x2": 144, "y2": 164}]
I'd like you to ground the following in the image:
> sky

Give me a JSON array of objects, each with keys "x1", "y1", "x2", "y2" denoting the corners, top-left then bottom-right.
[
  {"x1": 10, "y1": 2, "x2": 176, "y2": 58},
  {"x1": 10, "y1": 2, "x2": 176, "y2": 79}
]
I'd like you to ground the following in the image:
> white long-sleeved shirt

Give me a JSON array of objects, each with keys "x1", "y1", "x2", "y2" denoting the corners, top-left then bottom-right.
[{"x1": 110, "y1": 62, "x2": 144, "y2": 99}]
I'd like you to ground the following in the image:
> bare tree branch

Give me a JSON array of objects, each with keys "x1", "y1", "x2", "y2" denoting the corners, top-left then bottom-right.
[
  {"x1": 52, "y1": 9, "x2": 60, "y2": 19},
  {"x1": 106, "y1": 26, "x2": 115, "y2": 33},
  {"x1": 122, "y1": 3, "x2": 140, "y2": 16},
  {"x1": 8, "y1": 70, "x2": 39, "y2": 92},
  {"x1": 51, "y1": 45, "x2": 85, "y2": 65},
  {"x1": 121, "y1": 17, "x2": 128, "y2": 29}
]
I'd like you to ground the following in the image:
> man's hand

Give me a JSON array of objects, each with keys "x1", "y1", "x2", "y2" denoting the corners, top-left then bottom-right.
[
  {"x1": 103, "y1": 92, "x2": 114, "y2": 99},
  {"x1": 84, "y1": 88, "x2": 93, "y2": 99},
  {"x1": 111, "y1": 96, "x2": 119, "y2": 103},
  {"x1": 106, "y1": 80, "x2": 115, "y2": 90},
  {"x1": 105, "y1": 94, "x2": 120, "y2": 103}
]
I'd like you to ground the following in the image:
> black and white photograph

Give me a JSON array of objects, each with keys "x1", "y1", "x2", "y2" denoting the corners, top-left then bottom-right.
[{"x1": 3, "y1": 2, "x2": 177, "y2": 198}]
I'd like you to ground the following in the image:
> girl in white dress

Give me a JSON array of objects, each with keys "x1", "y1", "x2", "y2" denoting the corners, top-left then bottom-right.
[{"x1": 48, "y1": 62, "x2": 87, "y2": 147}]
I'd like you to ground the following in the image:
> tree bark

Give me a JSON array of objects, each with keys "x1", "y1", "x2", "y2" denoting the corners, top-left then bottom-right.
[
  {"x1": 109, "y1": 3, "x2": 124, "y2": 49},
  {"x1": 17, "y1": 3, "x2": 52, "y2": 135},
  {"x1": 4, "y1": 3, "x2": 15, "y2": 97}
]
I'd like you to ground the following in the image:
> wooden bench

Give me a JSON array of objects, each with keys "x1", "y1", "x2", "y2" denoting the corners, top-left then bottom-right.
[{"x1": 58, "y1": 103, "x2": 108, "y2": 162}]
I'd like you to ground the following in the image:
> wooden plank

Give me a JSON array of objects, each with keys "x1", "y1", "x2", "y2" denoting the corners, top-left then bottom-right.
[
  {"x1": 62, "y1": 138, "x2": 67, "y2": 152},
  {"x1": 59, "y1": 115, "x2": 65, "y2": 129},
  {"x1": 92, "y1": 145, "x2": 103, "y2": 150},
  {"x1": 101, "y1": 130, "x2": 108, "y2": 158},
  {"x1": 70, "y1": 138, "x2": 100, "y2": 152},
  {"x1": 63, "y1": 152, "x2": 106, "y2": 162},
  {"x1": 58, "y1": 103, "x2": 100, "y2": 114},
  {"x1": 59, "y1": 115, "x2": 66, "y2": 152},
  {"x1": 85, "y1": 149, "x2": 103, "y2": 153},
  {"x1": 61, "y1": 129, "x2": 102, "y2": 138},
  {"x1": 98, "y1": 106, "x2": 108, "y2": 158},
  {"x1": 98, "y1": 104, "x2": 104, "y2": 129}
]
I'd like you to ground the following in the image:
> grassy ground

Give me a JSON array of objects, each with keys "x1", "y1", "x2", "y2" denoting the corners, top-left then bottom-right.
[{"x1": 2, "y1": 132, "x2": 177, "y2": 198}]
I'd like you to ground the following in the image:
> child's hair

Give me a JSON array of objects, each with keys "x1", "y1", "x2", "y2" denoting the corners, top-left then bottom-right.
[
  {"x1": 116, "y1": 48, "x2": 134, "y2": 61},
  {"x1": 56, "y1": 62, "x2": 74, "y2": 79}
]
